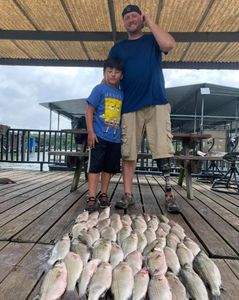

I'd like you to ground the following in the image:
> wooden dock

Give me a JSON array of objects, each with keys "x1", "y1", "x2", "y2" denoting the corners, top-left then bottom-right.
[{"x1": 0, "y1": 168, "x2": 238, "y2": 299}]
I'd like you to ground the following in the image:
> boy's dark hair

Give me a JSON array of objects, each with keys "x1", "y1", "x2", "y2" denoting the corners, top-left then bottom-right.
[{"x1": 103, "y1": 58, "x2": 124, "y2": 72}]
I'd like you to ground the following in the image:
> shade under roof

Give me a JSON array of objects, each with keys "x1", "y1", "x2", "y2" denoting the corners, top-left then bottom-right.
[
  {"x1": 0, "y1": 0, "x2": 239, "y2": 69},
  {"x1": 40, "y1": 82, "x2": 239, "y2": 132}
]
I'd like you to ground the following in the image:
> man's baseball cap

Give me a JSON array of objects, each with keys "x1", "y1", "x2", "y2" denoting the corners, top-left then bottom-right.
[{"x1": 122, "y1": 4, "x2": 142, "y2": 18}]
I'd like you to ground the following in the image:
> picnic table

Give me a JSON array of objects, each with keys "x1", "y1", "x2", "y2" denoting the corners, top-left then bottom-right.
[
  {"x1": 173, "y1": 132, "x2": 224, "y2": 199},
  {"x1": 48, "y1": 128, "x2": 88, "y2": 192}
]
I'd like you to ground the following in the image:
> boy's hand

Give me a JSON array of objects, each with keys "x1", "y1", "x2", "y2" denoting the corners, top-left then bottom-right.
[{"x1": 88, "y1": 131, "x2": 98, "y2": 148}]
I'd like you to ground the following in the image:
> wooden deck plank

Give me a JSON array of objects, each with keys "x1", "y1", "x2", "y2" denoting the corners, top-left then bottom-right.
[
  {"x1": 0, "y1": 243, "x2": 52, "y2": 300},
  {"x1": 0, "y1": 242, "x2": 34, "y2": 283},
  {"x1": 195, "y1": 179, "x2": 239, "y2": 207},
  {"x1": 213, "y1": 259, "x2": 239, "y2": 300},
  {"x1": 0, "y1": 184, "x2": 81, "y2": 240},
  {"x1": 0, "y1": 175, "x2": 72, "y2": 214},
  {"x1": 13, "y1": 182, "x2": 88, "y2": 243},
  {"x1": 138, "y1": 175, "x2": 162, "y2": 215},
  {"x1": 0, "y1": 172, "x2": 71, "y2": 200},
  {"x1": 0, "y1": 241, "x2": 9, "y2": 251},
  {"x1": 169, "y1": 180, "x2": 238, "y2": 257},
  {"x1": 174, "y1": 182, "x2": 239, "y2": 255},
  {"x1": 149, "y1": 176, "x2": 207, "y2": 252},
  {"x1": 225, "y1": 260, "x2": 239, "y2": 280},
  {"x1": 0, "y1": 180, "x2": 71, "y2": 227}
]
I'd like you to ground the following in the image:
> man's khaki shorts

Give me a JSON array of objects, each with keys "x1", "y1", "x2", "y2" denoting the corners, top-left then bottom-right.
[{"x1": 121, "y1": 104, "x2": 175, "y2": 160}]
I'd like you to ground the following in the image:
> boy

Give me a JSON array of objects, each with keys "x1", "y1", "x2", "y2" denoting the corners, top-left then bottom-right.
[{"x1": 85, "y1": 58, "x2": 123, "y2": 212}]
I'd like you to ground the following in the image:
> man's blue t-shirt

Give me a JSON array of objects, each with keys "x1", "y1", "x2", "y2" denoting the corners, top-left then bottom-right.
[
  {"x1": 109, "y1": 34, "x2": 168, "y2": 114},
  {"x1": 87, "y1": 83, "x2": 123, "y2": 143}
]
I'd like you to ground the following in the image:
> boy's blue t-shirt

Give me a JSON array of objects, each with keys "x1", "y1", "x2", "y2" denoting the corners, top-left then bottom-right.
[
  {"x1": 87, "y1": 83, "x2": 123, "y2": 143},
  {"x1": 109, "y1": 34, "x2": 168, "y2": 114}
]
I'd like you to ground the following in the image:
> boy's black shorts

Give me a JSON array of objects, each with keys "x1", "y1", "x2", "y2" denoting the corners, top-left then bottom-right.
[{"x1": 87, "y1": 137, "x2": 121, "y2": 174}]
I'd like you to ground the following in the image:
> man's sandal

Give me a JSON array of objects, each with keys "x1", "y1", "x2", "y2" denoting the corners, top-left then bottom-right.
[{"x1": 85, "y1": 196, "x2": 98, "y2": 212}]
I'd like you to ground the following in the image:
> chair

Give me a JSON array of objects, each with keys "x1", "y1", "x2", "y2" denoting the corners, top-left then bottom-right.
[{"x1": 211, "y1": 137, "x2": 239, "y2": 194}]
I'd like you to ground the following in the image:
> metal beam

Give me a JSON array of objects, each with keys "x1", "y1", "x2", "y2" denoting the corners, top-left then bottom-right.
[
  {"x1": 0, "y1": 30, "x2": 238, "y2": 42},
  {"x1": 108, "y1": 0, "x2": 117, "y2": 43},
  {"x1": 0, "y1": 58, "x2": 239, "y2": 69}
]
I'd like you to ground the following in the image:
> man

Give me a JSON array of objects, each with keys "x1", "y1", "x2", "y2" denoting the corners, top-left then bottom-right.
[{"x1": 109, "y1": 4, "x2": 180, "y2": 213}]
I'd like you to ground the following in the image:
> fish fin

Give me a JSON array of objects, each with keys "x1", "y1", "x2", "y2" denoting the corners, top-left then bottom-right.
[
  {"x1": 32, "y1": 295, "x2": 40, "y2": 300},
  {"x1": 211, "y1": 296, "x2": 221, "y2": 300}
]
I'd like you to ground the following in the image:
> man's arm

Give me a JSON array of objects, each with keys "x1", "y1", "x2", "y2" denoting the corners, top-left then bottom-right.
[{"x1": 143, "y1": 14, "x2": 176, "y2": 53}]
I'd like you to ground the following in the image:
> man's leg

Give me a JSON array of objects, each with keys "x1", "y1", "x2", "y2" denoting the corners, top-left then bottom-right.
[
  {"x1": 156, "y1": 158, "x2": 180, "y2": 213},
  {"x1": 123, "y1": 160, "x2": 136, "y2": 194},
  {"x1": 115, "y1": 160, "x2": 136, "y2": 209}
]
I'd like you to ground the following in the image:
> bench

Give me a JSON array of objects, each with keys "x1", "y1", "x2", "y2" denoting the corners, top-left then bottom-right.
[
  {"x1": 48, "y1": 151, "x2": 88, "y2": 192},
  {"x1": 174, "y1": 155, "x2": 224, "y2": 199}
]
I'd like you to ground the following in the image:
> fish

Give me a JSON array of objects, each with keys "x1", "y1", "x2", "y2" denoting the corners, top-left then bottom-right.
[
  {"x1": 61, "y1": 290, "x2": 80, "y2": 300},
  {"x1": 87, "y1": 227, "x2": 100, "y2": 245},
  {"x1": 110, "y1": 213, "x2": 123, "y2": 233},
  {"x1": 184, "y1": 237, "x2": 201, "y2": 257},
  {"x1": 117, "y1": 223, "x2": 132, "y2": 247},
  {"x1": 147, "y1": 216, "x2": 159, "y2": 231},
  {"x1": 144, "y1": 227, "x2": 157, "y2": 245},
  {"x1": 98, "y1": 207, "x2": 110, "y2": 221},
  {"x1": 166, "y1": 232, "x2": 180, "y2": 251},
  {"x1": 193, "y1": 251, "x2": 222, "y2": 300},
  {"x1": 96, "y1": 218, "x2": 111, "y2": 231},
  {"x1": 78, "y1": 229, "x2": 94, "y2": 247},
  {"x1": 158, "y1": 214, "x2": 169, "y2": 223},
  {"x1": 155, "y1": 227, "x2": 168, "y2": 238},
  {"x1": 111, "y1": 261, "x2": 134, "y2": 300},
  {"x1": 132, "y1": 215, "x2": 147, "y2": 233},
  {"x1": 143, "y1": 213, "x2": 151, "y2": 222},
  {"x1": 135, "y1": 230, "x2": 147, "y2": 253},
  {"x1": 48, "y1": 234, "x2": 70, "y2": 265},
  {"x1": 179, "y1": 263, "x2": 209, "y2": 300},
  {"x1": 143, "y1": 239, "x2": 161, "y2": 257},
  {"x1": 75, "y1": 211, "x2": 89, "y2": 223},
  {"x1": 39, "y1": 261, "x2": 67, "y2": 300},
  {"x1": 78, "y1": 259, "x2": 101, "y2": 298},
  {"x1": 158, "y1": 222, "x2": 171, "y2": 234},
  {"x1": 92, "y1": 238, "x2": 112, "y2": 262},
  {"x1": 110, "y1": 242, "x2": 124, "y2": 269},
  {"x1": 148, "y1": 275, "x2": 172, "y2": 300},
  {"x1": 164, "y1": 246, "x2": 181, "y2": 275},
  {"x1": 170, "y1": 225, "x2": 185, "y2": 241},
  {"x1": 122, "y1": 232, "x2": 138, "y2": 257},
  {"x1": 64, "y1": 252, "x2": 83, "y2": 291},
  {"x1": 72, "y1": 222, "x2": 88, "y2": 240},
  {"x1": 176, "y1": 242, "x2": 194, "y2": 267},
  {"x1": 100, "y1": 226, "x2": 117, "y2": 242},
  {"x1": 71, "y1": 240, "x2": 90, "y2": 266},
  {"x1": 125, "y1": 250, "x2": 143, "y2": 275},
  {"x1": 88, "y1": 262, "x2": 112, "y2": 300},
  {"x1": 121, "y1": 214, "x2": 132, "y2": 225},
  {"x1": 166, "y1": 271, "x2": 188, "y2": 300},
  {"x1": 147, "y1": 249, "x2": 167, "y2": 277},
  {"x1": 132, "y1": 268, "x2": 150, "y2": 300}
]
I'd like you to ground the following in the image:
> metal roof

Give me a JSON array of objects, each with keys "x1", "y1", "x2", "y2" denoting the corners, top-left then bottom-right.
[
  {"x1": 0, "y1": 0, "x2": 239, "y2": 69},
  {"x1": 40, "y1": 82, "x2": 239, "y2": 132}
]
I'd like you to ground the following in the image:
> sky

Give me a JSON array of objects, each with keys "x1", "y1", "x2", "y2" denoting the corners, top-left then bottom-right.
[{"x1": 0, "y1": 65, "x2": 239, "y2": 130}]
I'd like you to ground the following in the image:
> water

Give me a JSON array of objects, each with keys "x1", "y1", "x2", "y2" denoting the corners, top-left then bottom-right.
[{"x1": 0, "y1": 152, "x2": 50, "y2": 171}]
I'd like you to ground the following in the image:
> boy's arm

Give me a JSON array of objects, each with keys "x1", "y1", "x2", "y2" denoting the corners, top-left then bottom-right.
[
  {"x1": 143, "y1": 14, "x2": 176, "y2": 53},
  {"x1": 85, "y1": 104, "x2": 98, "y2": 148}
]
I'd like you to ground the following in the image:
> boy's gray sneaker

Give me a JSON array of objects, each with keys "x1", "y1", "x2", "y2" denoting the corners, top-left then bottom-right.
[{"x1": 115, "y1": 193, "x2": 135, "y2": 209}]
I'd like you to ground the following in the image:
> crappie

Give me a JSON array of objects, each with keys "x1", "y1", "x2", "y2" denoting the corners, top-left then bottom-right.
[
  {"x1": 48, "y1": 234, "x2": 70, "y2": 265},
  {"x1": 132, "y1": 268, "x2": 149, "y2": 300},
  {"x1": 166, "y1": 271, "x2": 188, "y2": 300},
  {"x1": 148, "y1": 275, "x2": 172, "y2": 300},
  {"x1": 64, "y1": 252, "x2": 83, "y2": 291}
]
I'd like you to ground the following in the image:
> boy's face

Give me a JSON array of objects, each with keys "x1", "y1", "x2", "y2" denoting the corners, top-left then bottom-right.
[{"x1": 104, "y1": 67, "x2": 123, "y2": 87}]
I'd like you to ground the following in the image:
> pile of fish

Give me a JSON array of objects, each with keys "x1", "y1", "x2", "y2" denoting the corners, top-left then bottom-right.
[{"x1": 38, "y1": 208, "x2": 222, "y2": 300}]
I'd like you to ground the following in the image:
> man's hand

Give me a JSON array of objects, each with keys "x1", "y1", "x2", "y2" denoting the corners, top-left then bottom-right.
[
  {"x1": 142, "y1": 14, "x2": 150, "y2": 27},
  {"x1": 88, "y1": 131, "x2": 98, "y2": 148}
]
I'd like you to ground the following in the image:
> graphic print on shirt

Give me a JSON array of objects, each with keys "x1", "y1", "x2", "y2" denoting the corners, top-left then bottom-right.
[{"x1": 100, "y1": 95, "x2": 122, "y2": 135}]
